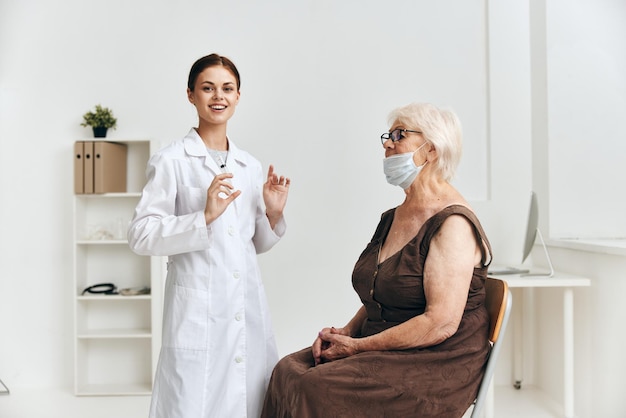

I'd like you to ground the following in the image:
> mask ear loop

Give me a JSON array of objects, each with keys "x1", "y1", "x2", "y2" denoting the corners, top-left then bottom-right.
[{"x1": 412, "y1": 142, "x2": 429, "y2": 168}]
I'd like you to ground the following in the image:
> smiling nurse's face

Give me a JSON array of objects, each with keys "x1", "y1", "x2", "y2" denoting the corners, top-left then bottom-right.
[{"x1": 187, "y1": 65, "x2": 240, "y2": 127}]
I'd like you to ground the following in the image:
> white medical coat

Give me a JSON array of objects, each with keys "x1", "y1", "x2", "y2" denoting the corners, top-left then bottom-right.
[{"x1": 128, "y1": 129, "x2": 285, "y2": 418}]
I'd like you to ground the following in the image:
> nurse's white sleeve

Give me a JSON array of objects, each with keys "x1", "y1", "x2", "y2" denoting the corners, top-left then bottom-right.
[
  {"x1": 128, "y1": 153, "x2": 210, "y2": 256},
  {"x1": 252, "y1": 195, "x2": 286, "y2": 254}
]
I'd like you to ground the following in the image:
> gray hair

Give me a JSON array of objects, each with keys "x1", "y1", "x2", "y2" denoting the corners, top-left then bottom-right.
[{"x1": 387, "y1": 102, "x2": 462, "y2": 182}]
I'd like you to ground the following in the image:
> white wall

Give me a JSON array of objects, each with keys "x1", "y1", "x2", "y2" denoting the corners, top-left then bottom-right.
[
  {"x1": 0, "y1": 0, "x2": 625, "y2": 416},
  {"x1": 546, "y1": 0, "x2": 626, "y2": 239},
  {"x1": 0, "y1": 0, "x2": 493, "y2": 384},
  {"x1": 528, "y1": 1, "x2": 626, "y2": 416},
  {"x1": 532, "y1": 244, "x2": 626, "y2": 418}
]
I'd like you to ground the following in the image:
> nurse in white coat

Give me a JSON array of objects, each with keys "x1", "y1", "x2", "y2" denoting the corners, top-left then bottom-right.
[{"x1": 128, "y1": 53, "x2": 290, "y2": 418}]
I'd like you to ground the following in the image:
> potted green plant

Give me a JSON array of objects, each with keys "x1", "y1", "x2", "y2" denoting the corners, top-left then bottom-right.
[{"x1": 81, "y1": 104, "x2": 117, "y2": 137}]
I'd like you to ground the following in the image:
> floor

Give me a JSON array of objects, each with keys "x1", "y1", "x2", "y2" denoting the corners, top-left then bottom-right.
[
  {"x1": 0, "y1": 385, "x2": 563, "y2": 418},
  {"x1": 0, "y1": 386, "x2": 150, "y2": 418},
  {"x1": 465, "y1": 385, "x2": 564, "y2": 418}
]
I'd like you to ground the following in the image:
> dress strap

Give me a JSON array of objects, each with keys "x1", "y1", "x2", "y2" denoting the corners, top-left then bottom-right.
[{"x1": 420, "y1": 205, "x2": 493, "y2": 267}]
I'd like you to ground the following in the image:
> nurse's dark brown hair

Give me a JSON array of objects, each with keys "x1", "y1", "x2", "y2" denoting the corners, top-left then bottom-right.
[{"x1": 187, "y1": 53, "x2": 241, "y2": 92}]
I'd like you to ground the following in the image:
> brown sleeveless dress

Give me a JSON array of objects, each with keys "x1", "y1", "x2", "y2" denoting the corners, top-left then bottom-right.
[{"x1": 261, "y1": 205, "x2": 493, "y2": 418}]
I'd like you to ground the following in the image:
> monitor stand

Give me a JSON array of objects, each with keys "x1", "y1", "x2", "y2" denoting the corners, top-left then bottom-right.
[
  {"x1": 521, "y1": 228, "x2": 555, "y2": 278},
  {"x1": 0, "y1": 377, "x2": 9, "y2": 395}
]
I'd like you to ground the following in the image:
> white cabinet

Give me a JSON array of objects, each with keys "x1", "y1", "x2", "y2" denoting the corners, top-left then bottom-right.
[{"x1": 72, "y1": 139, "x2": 164, "y2": 396}]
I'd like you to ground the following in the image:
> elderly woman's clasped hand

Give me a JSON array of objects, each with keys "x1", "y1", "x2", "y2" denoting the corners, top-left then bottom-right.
[{"x1": 312, "y1": 326, "x2": 358, "y2": 365}]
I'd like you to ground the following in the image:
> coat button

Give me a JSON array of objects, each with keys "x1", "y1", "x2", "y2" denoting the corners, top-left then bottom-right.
[
  {"x1": 233, "y1": 271, "x2": 240, "y2": 279},
  {"x1": 235, "y1": 313, "x2": 243, "y2": 321},
  {"x1": 228, "y1": 226, "x2": 235, "y2": 235},
  {"x1": 235, "y1": 356, "x2": 244, "y2": 363}
]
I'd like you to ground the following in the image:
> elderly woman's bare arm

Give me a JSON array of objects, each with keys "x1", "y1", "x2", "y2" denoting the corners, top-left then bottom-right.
[{"x1": 317, "y1": 215, "x2": 482, "y2": 361}]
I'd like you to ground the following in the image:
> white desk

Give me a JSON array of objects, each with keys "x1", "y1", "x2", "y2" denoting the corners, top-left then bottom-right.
[{"x1": 490, "y1": 272, "x2": 591, "y2": 418}]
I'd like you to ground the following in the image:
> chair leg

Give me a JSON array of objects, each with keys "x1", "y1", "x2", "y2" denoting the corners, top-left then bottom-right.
[{"x1": 484, "y1": 379, "x2": 494, "y2": 418}]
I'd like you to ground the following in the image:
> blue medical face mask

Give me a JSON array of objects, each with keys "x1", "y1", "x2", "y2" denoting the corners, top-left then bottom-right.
[{"x1": 383, "y1": 143, "x2": 428, "y2": 189}]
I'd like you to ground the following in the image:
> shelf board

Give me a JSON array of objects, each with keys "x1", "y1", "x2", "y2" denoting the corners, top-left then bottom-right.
[
  {"x1": 75, "y1": 382, "x2": 152, "y2": 397},
  {"x1": 75, "y1": 192, "x2": 142, "y2": 198},
  {"x1": 76, "y1": 239, "x2": 129, "y2": 245},
  {"x1": 77, "y1": 295, "x2": 151, "y2": 301},
  {"x1": 77, "y1": 328, "x2": 152, "y2": 339}
]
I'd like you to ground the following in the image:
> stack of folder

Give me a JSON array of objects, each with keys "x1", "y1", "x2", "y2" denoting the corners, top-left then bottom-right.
[{"x1": 74, "y1": 141, "x2": 127, "y2": 194}]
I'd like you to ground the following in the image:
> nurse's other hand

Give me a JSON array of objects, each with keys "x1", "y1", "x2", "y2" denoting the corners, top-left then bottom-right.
[
  {"x1": 204, "y1": 173, "x2": 241, "y2": 224},
  {"x1": 263, "y1": 164, "x2": 290, "y2": 228}
]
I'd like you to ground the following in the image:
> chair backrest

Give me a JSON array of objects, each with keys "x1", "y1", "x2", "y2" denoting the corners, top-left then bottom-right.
[
  {"x1": 470, "y1": 276, "x2": 512, "y2": 418},
  {"x1": 484, "y1": 277, "x2": 509, "y2": 344}
]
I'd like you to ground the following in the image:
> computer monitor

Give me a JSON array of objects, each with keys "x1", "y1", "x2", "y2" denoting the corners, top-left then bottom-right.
[
  {"x1": 489, "y1": 191, "x2": 554, "y2": 277},
  {"x1": 521, "y1": 191, "x2": 554, "y2": 277},
  {"x1": 522, "y1": 191, "x2": 539, "y2": 263}
]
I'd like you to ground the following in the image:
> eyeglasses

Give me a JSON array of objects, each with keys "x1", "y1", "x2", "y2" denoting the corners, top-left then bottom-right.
[{"x1": 380, "y1": 128, "x2": 422, "y2": 145}]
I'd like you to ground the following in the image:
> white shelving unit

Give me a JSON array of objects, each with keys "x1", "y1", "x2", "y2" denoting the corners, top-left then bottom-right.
[{"x1": 72, "y1": 139, "x2": 164, "y2": 396}]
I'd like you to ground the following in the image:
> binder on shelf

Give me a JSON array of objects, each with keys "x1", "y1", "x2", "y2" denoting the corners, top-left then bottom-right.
[
  {"x1": 84, "y1": 141, "x2": 94, "y2": 194},
  {"x1": 94, "y1": 141, "x2": 127, "y2": 193},
  {"x1": 74, "y1": 141, "x2": 127, "y2": 194},
  {"x1": 74, "y1": 141, "x2": 84, "y2": 194}
]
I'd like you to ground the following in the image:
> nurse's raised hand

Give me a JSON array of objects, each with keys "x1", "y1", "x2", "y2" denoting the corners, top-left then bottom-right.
[
  {"x1": 263, "y1": 164, "x2": 290, "y2": 229},
  {"x1": 204, "y1": 173, "x2": 241, "y2": 224}
]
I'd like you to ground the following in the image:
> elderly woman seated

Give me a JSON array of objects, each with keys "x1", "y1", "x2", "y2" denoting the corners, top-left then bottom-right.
[{"x1": 261, "y1": 102, "x2": 493, "y2": 418}]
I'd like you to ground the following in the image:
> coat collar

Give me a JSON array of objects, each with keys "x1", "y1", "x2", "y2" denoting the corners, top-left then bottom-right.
[{"x1": 182, "y1": 128, "x2": 248, "y2": 170}]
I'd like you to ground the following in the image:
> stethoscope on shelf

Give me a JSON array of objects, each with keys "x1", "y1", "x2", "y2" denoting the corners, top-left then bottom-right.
[
  {"x1": 81, "y1": 283, "x2": 151, "y2": 296},
  {"x1": 82, "y1": 283, "x2": 118, "y2": 295}
]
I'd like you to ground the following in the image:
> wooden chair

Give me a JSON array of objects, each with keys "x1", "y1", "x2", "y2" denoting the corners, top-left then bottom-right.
[{"x1": 470, "y1": 277, "x2": 512, "y2": 418}]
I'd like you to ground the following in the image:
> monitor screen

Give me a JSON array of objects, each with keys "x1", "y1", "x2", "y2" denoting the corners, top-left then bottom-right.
[{"x1": 522, "y1": 191, "x2": 538, "y2": 263}]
